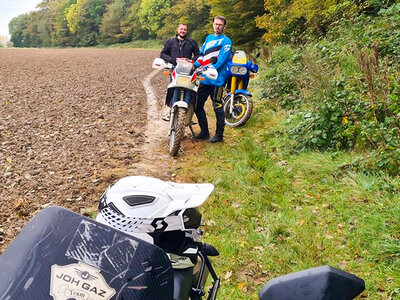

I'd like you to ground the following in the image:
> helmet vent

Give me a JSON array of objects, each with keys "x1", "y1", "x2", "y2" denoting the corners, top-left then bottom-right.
[
  {"x1": 108, "y1": 202, "x2": 124, "y2": 216},
  {"x1": 123, "y1": 195, "x2": 156, "y2": 206}
]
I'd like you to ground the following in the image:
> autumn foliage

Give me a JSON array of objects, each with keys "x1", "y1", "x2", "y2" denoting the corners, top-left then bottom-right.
[{"x1": 9, "y1": 0, "x2": 399, "y2": 48}]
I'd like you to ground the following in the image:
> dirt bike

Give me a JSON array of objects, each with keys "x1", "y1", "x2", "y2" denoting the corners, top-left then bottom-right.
[
  {"x1": 152, "y1": 57, "x2": 218, "y2": 156},
  {"x1": 0, "y1": 176, "x2": 365, "y2": 300},
  {"x1": 223, "y1": 50, "x2": 258, "y2": 127}
]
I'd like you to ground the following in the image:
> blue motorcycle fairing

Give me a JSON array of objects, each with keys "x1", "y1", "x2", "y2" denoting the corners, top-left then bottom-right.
[
  {"x1": 226, "y1": 59, "x2": 258, "y2": 77},
  {"x1": 226, "y1": 60, "x2": 249, "y2": 77},
  {"x1": 225, "y1": 55, "x2": 258, "y2": 91}
]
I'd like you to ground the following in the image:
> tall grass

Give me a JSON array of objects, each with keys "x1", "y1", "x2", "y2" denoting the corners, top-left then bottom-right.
[
  {"x1": 176, "y1": 106, "x2": 400, "y2": 299},
  {"x1": 175, "y1": 8, "x2": 400, "y2": 295},
  {"x1": 174, "y1": 6, "x2": 400, "y2": 299}
]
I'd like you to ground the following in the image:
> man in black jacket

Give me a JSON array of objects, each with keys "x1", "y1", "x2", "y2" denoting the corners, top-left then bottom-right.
[
  {"x1": 160, "y1": 24, "x2": 200, "y2": 120},
  {"x1": 160, "y1": 24, "x2": 200, "y2": 65}
]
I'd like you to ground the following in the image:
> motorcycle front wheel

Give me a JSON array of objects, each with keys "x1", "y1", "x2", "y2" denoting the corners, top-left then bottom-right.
[
  {"x1": 169, "y1": 107, "x2": 186, "y2": 156},
  {"x1": 223, "y1": 94, "x2": 253, "y2": 127}
]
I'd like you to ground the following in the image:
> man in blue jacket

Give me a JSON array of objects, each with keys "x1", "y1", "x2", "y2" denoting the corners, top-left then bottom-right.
[{"x1": 194, "y1": 16, "x2": 232, "y2": 143}]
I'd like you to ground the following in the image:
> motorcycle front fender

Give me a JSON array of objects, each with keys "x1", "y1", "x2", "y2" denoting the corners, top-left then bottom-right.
[
  {"x1": 173, "y1": 100, "x2": 189, "y2": 109},
  {"x1": 234, "y1": 89, "x2": 252, "y2": 97}
]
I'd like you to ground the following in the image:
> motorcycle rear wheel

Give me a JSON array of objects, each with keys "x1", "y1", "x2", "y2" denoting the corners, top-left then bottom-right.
[
  {"x1": 169, "y1": 107, "x2": 186, "y2": 156},
  {"x1": 223, "y1": 94, "x2": 253, "y2": 127}
]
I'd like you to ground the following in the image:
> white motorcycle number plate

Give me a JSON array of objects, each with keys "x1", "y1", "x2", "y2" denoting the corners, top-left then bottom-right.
[
  {"x1": 50, "y1": 262, "x2": 116, "y2": 300},
  {"x1": 177, "y1": 76, "x2": 191, "y2": 86}
]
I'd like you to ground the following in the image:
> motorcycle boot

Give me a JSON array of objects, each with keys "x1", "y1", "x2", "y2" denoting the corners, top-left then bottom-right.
[
  {"x1": 209, "y1": 122, "x2": 224, "y2": 143},
  {"x1": 209, "y1": 135, "x2": 223, "y2": 143},
  {"x1": 195, "y1": 120, "x2": 210, "y2": 140},
  {"x1": 210, "y1": 104, "x2": 225, "y2": 143},
  {"x1": 196, "y1": 132, "x2": 210, "y2": 140}
]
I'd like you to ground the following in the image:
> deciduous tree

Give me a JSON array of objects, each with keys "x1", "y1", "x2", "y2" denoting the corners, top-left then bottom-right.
[
  {"x1": 137, "y1": 0, "x2": 174, "y2": 37},
  {"x1": 157, "y1": 0, "x2": 210, "y2": 43},
  {"x1": 65, "y1": 0, "x2": 105, "y2": 46},
  {"x1": 100, "y1": 0, "x2": 135, "y2": 44},
  {"x1": 208, "y1": 0, "x2": 265, "y2": 48}
]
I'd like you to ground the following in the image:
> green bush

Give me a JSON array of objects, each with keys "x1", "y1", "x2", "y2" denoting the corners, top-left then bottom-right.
[
  {"x1": 327, "y1": 4, "x2": 400, "y2": 59},
  {"x1": 256, "y1": 45, "x2": 303, "y2": 109},
  {"x1": 260, "y1": 4, "x2": 400, "y2": 175}
]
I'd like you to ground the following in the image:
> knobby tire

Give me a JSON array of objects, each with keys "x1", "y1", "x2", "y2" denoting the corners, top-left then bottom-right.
[
  {"x1": 223, "y1": 94, "x2": 253, "y2": 128},
  {"x1": 169, "y1": 107, "x2": 186, "y2": 156}
]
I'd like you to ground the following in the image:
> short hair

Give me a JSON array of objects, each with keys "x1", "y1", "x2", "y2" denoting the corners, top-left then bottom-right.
[
  {"x1": 214, "y1": 16, "x2": 226, "y2": 26},
  {"x1": 177, "y1": 23, "x2": 188, "y2": 28}
]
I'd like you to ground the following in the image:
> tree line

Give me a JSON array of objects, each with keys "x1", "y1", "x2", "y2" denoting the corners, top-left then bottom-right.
[{"x1": 9, "y1": 0, "x2": 398, "y2": 49}]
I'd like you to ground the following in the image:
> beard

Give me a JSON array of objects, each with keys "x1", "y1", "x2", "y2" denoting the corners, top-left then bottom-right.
[{"x1": 178, "y1": 33, "x2": 186, "y2": 39}]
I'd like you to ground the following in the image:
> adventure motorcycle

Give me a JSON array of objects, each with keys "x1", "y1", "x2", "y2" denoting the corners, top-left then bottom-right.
[
  {"x1": 223, "y1": 50, "x2": 258, "y2": 127},
  {"x1": 0, "y1": 176, "x2": 365, "y2": 300},
  {"x1": 152, "y1": 57, "x2": 217, "y2": 156}
]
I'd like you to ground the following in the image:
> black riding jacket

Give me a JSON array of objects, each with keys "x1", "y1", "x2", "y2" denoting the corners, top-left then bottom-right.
[{"x1": 160, "y1": 36, "x2": 200, "y2": 65}]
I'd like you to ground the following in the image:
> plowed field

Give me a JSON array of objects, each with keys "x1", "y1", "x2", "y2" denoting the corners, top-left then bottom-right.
[{"x1": 0, "y1": 48, "x2": 176, "y2": 252}]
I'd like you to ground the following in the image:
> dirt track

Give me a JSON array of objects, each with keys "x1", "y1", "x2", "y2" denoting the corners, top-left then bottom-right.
[{"x1": 0, "y1": 48, "x2": 177, "y2": 253}]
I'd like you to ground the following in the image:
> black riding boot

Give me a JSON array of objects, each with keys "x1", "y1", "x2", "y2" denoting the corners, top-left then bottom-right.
[
  {"x1": 210, "y1": 122, "x2": 224, "y2": 143},
  {"x1": 195, "y1": 120, "x2": 210, "y2": 140}
]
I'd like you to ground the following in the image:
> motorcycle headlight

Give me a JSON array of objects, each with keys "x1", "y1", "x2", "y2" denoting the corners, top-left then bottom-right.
[
  {"x1": 230, "y1": 65, "x2": 247, "y2": 75},
  {"x1": 238, "y1": 66, "x2": 247, "y2": 75},
  {"x1": 230, "y1": 65, "x2": 239, "y2": 74}
]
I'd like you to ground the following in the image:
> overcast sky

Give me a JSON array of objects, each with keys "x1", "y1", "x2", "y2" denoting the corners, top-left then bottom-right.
[{"x1": 0, "y1": 0, "x2": 42, "y2": 37}]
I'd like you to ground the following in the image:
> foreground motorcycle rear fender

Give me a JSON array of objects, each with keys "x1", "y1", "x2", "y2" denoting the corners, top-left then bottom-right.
[
  {"x1": 228, "y1": 89, "x2": 252, "y2": 97},
  {"x1": 173, "y1": 100, "x2": 189, "y2": 109},
  {"x1": 259, "y1": 265, "x2": 365, "y2": 300}
]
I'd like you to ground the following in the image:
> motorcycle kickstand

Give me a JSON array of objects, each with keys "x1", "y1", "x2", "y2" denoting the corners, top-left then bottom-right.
[{"x1": 189, "y1": 124, "x2": 196, "y2": 140}]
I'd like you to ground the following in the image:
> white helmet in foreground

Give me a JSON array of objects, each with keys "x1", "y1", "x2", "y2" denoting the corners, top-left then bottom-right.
[{"x1": 96, "y1": 176, "x2": 214, "y2": 243}]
